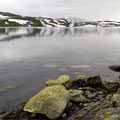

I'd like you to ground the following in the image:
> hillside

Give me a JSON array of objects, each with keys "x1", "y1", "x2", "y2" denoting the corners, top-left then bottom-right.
[{"x1": 0, "y1": 11, "x2": 120, "y2": 27}]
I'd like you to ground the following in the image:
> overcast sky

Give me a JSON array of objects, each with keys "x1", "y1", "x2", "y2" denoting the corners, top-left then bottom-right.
[{"x1": 0, "y1": 0, "x2": 120, "y2": 21}]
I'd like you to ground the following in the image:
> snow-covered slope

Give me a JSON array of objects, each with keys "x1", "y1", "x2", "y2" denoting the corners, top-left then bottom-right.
[
  {"x1": 0, "y1": 11, "x2": 120, "y2": 27},
  {"x1": 0, "y1": 14, "x2": 9, "y2": 19}
]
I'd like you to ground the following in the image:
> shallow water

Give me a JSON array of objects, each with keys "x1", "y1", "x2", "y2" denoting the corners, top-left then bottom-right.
[{"x1": 0, "y1": 27, "x2": 120, "y2": 110}]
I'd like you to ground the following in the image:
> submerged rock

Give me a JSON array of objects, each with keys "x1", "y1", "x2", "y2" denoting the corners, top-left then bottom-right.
[
  {"x1": 102, "y1": 80, "x2": 120, "y2": 92},
  {"x1": 92, "y1": 107, "x2": 120, "y2": 120},
  {"x1": 0, "y1": 82, "x2": 23, "y2": 92},
  {"x1": 23, "y1": 85, "x2": 70, "y2": 119},
  {"x1": 46, "y1": 75, "x2": 72, "y2": 88},
  {"x1": 44, "y1": 64, "x2": 58, "y2": 68},
  {"x1": 108, "y1": 64, "x2": 120, "y2": 72},
  {"x1": 71, "y1": 65, "x2": 91, "y2": 69},
  {"x1": 94, "y1": 62, "x2": 110, "y2": 66},
  {"x1": 112, "y1": 94, "x2": 120, "y2": 107},
  {"x1": 71, "y1": 74, "x2": 101, "y2": 89},
  {"x1": 57, "y1": 68, "x2": 67, "y2": 71}
]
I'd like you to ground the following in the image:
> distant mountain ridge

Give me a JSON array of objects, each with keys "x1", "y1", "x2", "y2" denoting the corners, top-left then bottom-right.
[{"x1": 0, "y1": 11, "x2": 120, "y2": 27}]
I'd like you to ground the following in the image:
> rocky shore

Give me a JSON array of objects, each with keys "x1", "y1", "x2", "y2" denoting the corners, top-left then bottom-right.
[{"x1": 0, "y1": 74, "x2": 120, "y2": 120}]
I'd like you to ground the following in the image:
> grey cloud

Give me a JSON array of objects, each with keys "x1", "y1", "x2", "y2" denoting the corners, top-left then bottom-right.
[{"x1": 0, "y1": 0, "x2": 120, "y2": 21}]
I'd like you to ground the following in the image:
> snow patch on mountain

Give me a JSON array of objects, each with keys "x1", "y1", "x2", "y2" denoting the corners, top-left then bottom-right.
[
  {"x1": 8, "y1": 19, "x2": 32, "y2": 25},
  {"x1": 0, "y1": 14, "x2": 9, "y2": 19},
  {"x1": 66, "y1": 16, "x2": 87, "y2": 23},
  {"x1": 5, "y1": 22, "x2": 9, "y2": 24}
]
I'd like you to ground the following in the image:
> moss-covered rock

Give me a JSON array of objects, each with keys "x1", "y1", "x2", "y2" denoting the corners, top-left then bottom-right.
[
  {"x1": 46, "y1": 75, "x2": 72, "y2": 88},
  {"x1": 71, "y1": 74, "x2": 101, "y2": 89},
  {"x1": 23, "y1": 85, "x2": 70, "y2": 119}
]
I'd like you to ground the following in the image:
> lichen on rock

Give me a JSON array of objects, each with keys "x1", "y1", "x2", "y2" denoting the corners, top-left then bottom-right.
[
  {"x1": 23, "y1": 85, "x2": 70, "y2": 119},
  {"x1": 46, "y1": 75, "x2": 72, "y2": 88}
]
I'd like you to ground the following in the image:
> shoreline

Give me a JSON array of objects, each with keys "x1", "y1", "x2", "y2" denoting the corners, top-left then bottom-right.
[{"x1": 0, "y1": 74, "x2": 120, "y2": 120}]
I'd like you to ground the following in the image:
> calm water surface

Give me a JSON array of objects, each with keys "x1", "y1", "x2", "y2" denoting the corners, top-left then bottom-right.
[{"x1": 0, "y1": 27, "x2": 120, "y2": 110}]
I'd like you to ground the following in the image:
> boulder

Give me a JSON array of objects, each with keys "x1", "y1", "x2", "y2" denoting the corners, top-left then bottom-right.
[
  {"x1": 46, "y1": 75, "x2": 72, "y2": 88},
  {"x1": 24, "y1": 85, "x2": 70, "y2": 119},
  {"x1": 108, "y1": 64, "x2": 120, "y2": 72},
  {"x1": 71, "y1": 74, "x2": 101, "y2": 89},
  {"x1": 102, "y1": 80, "x2": 120, "y2": 92},
  {"x1": 92, "y1": 107, "x2": 120, "y2": 120},
  {"x1": 112, "y1": 94, "x2": 120, "y2": 107}
]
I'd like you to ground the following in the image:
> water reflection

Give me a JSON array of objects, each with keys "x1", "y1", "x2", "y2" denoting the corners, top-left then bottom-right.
[
  {"x1": 1, "y1": 27, "x2": 120, "y2": 41},
  {"x1": 0, "y1": 27, "x2": 120, "y2": 111}
]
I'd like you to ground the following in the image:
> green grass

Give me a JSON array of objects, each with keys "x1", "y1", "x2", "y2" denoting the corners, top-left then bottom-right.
[{"x1": 0, "y1": 15, "x2": 44, "y2": 27}]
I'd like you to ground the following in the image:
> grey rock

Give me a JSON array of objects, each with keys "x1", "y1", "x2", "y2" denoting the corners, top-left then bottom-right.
[
  {"x1": 102, "y1": 80, "x2": 120, "y2": 91},
  {"x1": 112, "y1": 94, "x2": 120, "y2": 107},
  {"x1": 68, "y1": 89, "x2": 84, "y2": 102}
]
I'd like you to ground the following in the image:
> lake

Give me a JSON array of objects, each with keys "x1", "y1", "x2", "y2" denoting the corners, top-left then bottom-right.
[{"x1": 0, "y1": 27, "x2": 120, "y2": 111}]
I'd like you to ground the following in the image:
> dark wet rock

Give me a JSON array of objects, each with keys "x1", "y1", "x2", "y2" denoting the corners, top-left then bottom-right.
[
  {"x1": 0, "y1": 107, "x2": 50, "y2": 120},
  {"x1": 71, "y1": 74, "x2": 101, "y2": 89},
  {"x1": 0, "y1": 110, "x2": 3, "y2": 115},
  {"x1": 102, "y1": 80, "x2": 120, "y2": 92},
  {"x1": 66, "y1": 102, "x2": 73, "y2": 109},
  {"x1": 92, "y1": 107, "x2": 120, "y2": 120},
  {"x1": 79, "y1": 87, "x2": 96, "y2": 92},
  {"x1": 24, "y1": 85, "x2": 70, "y2": 119},
  {"x1": 66, "y1": 104, "x2": 81, "y2": 117},
  {"x1": 112, "y1": 94, "x2": 120, "y2": 107},
  {"x1": 96, "y1": 95, "x2": 104, "y2": 101},
  {"x1": 0, "y1": 112, "x2": 10, "y2": 120},
  {"x1": 31, "y1": 113, "x2": 37, "y2": 118},
  {"x1": 108, "y1": 64, "x2": 120, "y2": 72},
  {"x1": 68, "y1": 100, "x2": 113, "y2": 120}
]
